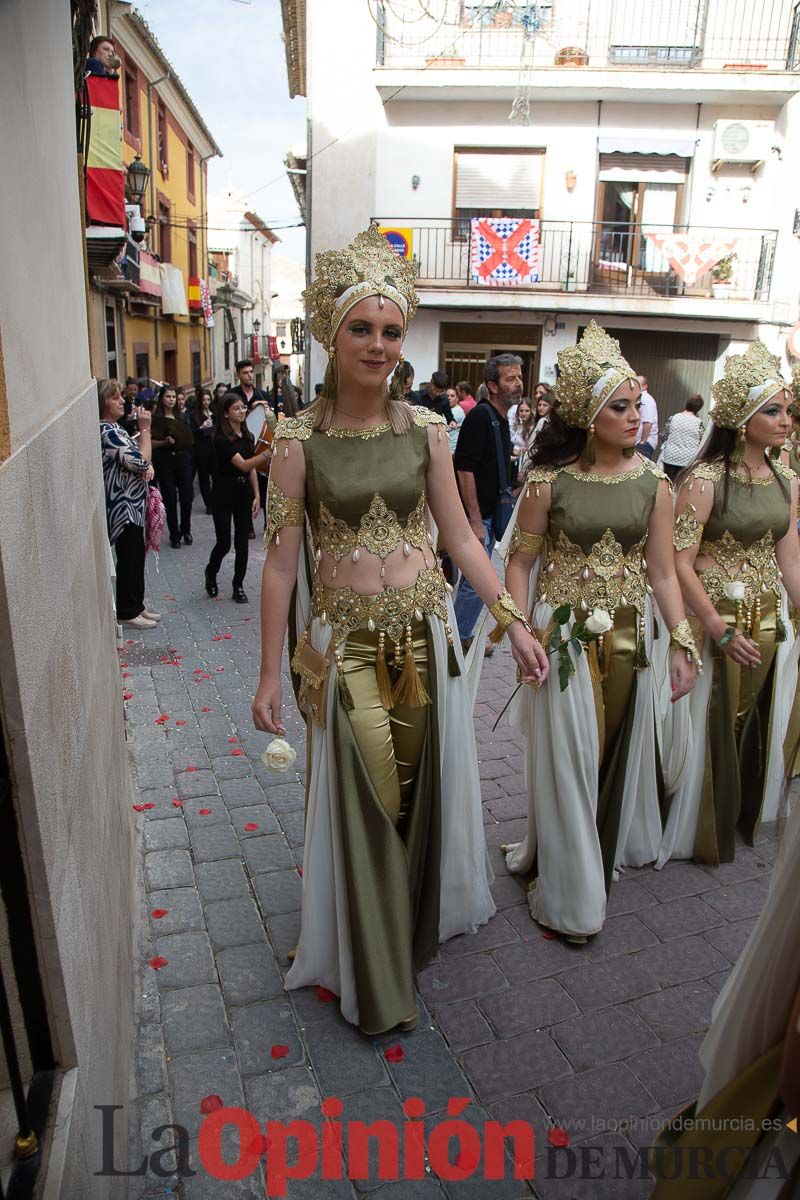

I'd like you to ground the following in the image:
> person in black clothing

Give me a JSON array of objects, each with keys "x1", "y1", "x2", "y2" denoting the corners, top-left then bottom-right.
[
  {"x1": 189, "y1": 388, "x2": 215, "y2": 513},
  {"x1": 151, "y1": 385, "x2": 195, "y2": 548},
  {"x1": 120, "y1": 377, "x2": 139, "y2": 435},
  {"x1": 401, "y1": 360, "x2": 419, "y2": 405},
  {"x1": 424, "y1": 370, "x2": 455, "y2": 423},
  {"x1": 452, "y1": 353, "x2": 522, "y2": 648},
  {"x1": 205, "y1": 393, "x2": 271, "y2": 603},
  {"x1": 232, "y1": 359, "x2": 272, "y2": 413}
]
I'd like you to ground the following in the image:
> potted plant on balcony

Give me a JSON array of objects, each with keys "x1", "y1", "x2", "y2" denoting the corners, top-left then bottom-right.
[
  {"x1": 711, "y1": 252, "x2": 737, "y2": 298},
  {"x1": 489, "y1": 1, "x2": 516, "y2": 28}
]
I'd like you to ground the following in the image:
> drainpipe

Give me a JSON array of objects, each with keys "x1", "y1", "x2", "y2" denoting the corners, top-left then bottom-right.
[{"x1": 199, "y1": 151, "x2": 216, "y2": 382}]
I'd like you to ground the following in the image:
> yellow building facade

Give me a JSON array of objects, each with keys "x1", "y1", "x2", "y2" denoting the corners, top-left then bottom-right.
[{"x1": 99, "y1": 9, "x2": 221, "y2": 388}]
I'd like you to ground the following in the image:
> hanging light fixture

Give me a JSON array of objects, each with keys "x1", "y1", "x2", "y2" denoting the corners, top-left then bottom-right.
[{"x1": 126, "y1": 154, "x2": 151, "y2": 205}]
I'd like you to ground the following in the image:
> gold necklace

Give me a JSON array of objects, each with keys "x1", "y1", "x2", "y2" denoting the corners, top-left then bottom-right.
[{"x1": 333, "y1": 405, "x2": 386, "y2": 423}]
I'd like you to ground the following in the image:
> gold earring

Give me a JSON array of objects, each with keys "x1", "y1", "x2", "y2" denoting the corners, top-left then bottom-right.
[
  {"x1": 732, "y1": 425, "x2": 746, "y2": 465},
  {"x1": 582, "y1": 423, "x2": 596, "y2": 468}
]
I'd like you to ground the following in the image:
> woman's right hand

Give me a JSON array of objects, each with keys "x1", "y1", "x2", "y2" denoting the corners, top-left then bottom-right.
[
  {"x1": 166, "y1": 435, "x2": 175, "y2": 447},
  {"x1": 144, "y1": 464, "x2": 155, "y2": 483},
  {"x1": 252, "y1": 677, "x2": 284, "y2": 734},
  {"x1": 719, "y1": 629, "x2": 761, "y2": 667},
  {"x1": 136, "y1": 406, "x2": 151, "y2": 428}
]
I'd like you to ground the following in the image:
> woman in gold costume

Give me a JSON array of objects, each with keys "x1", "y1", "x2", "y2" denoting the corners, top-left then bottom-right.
[
  {"x1": 659, "y1": 342, "x2": 800, "y2": 867},
  {"x1": 251, "y1": 226, "x2": 548, "y2": 1035},
  {"x1": 476, "y1": 322, "x2": 698, "y2": 943}
]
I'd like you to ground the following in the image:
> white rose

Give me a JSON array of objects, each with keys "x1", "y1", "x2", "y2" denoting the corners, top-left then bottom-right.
[
  {"x1": 723, "y1": 580, "x2": 746, "y2": 603},
  {"x1": 584, "y1": 608, "x2": 613, "y2": 636},
  {"x1": 261, "y1": 738, "x2": 297, "y2": 773}
]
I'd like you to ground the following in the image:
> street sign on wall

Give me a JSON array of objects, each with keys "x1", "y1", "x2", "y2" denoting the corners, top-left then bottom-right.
[{"x1": 379, "y1": 226, "x2": 413, "y2": 259}]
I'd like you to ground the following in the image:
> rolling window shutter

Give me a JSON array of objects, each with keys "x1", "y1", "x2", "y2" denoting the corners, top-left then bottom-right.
[
  {"x1": 599, "y1": 153, "x2": 689, "y2": 183},
  {"x1": 455, "y1": 152, "x2": 543, "y2": 210}
]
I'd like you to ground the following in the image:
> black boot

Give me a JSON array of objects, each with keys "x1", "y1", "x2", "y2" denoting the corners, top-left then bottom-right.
[
  {"x1": 204, "y1": 568, "x2": 218, "y2": 598},
  {"x1": 232, "y1": 587, "x2": 248, "y2": 604}
]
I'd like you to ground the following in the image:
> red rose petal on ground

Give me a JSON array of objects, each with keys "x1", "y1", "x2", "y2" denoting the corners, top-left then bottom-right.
[
  {"x1": 122, "y1": 672, "x2": 130, "y2": 679},
  {"x1": 171, "y1": 799, "x2": 182, "y2": 808},
  {"x1": 148, "y1": 956, "x2": 168, "y2": 970},
  {"x1": 298, "y1": 867, "x2": 303, "y2": 876},
  {"x1": 120, "y1": 662, "x2": 128, "y2": 667},
  {"x1": 132, "y1": 804, "x2": 145, "y2": 812},
  {"x1": 142, "y1": 803, "x2": 156, "y2": 810},
  {"x1": 193, "y1": 668, "x2": 204, "y2": 675},
  {"x1": 228, "y1": 737, "x2": 238, "y2": 744},
  {"x1": 231, "y1": 749, "x2": 244, "y2": 757},
  {"x1": 201, "y1": 707, "x2": 212, "y2": 713},
  {"x1": 216, "y1": 667, "x2": 225, "y2": 673},
  {"x1": 212, "y1": 636, "x2": 223, "y2": 642},
  {"x1": 151, "y1": 909, "x2": 169, "y2": 919},
  {"x1": 223, "y1": 634, "x2": 232, "y2": 640},
  {"x1": 169, "y1": 609, "x2": 177, "y2": 614},
  {"x1": 541, "y1": 931, "x2": 558, "y2": 940},
  {"x1": 125, "y1": 639, "x2": 136, "y2": 645},
  {"x1": 244, "y1": 823, "x2": 259, "y2": 832},
  {"x1": 199, "y1": 1095, "x2": 223, "y2": 1115},
  {"x1": 184, "y1": 766, "x2": 198, "y2": 773},
  {"x1": 154, "y1": 715, "x2": 169, "y2": 725},
  {"x1": 214, "y1": 596, "x2": 222, "y2": 602},
  {"x1": 198, "y1": 808, "x2": 212, "y2": 816},
  {"x1": 270, "y1": 1045, "x2": 289, "y2": 1059},
  {"x1": 384, "y1": 1045, "x2": 404, "y2": 1063},
  {"x1": 175, "y1": 720, "x2": 186, "y2": 727},
  {"x1": 123, "y1": 692, "x2": 133, "y2": 701},
  {"x1": 547, "y1": 1126, "x2": 570, "y2": 1148},
  {"x1": 316, "y1": 986, "x2": 335, "y2": 1002}
]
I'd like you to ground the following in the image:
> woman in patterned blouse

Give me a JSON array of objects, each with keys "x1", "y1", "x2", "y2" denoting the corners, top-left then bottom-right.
[{"x1": 98, "y1": 379, "x2": 160, "y2": 630}]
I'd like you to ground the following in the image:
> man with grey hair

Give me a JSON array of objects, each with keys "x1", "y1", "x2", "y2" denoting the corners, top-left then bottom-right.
[{"x1": 452, "y1": 352, "x2": 523, "y2": 650}]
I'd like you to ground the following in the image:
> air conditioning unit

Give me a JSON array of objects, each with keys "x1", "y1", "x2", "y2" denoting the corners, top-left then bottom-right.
[{"x1": 711, "y1": 120, "x2": 773, "y2": 171}]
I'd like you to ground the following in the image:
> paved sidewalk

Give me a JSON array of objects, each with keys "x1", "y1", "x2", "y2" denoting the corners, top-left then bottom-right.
[{"x1": 120, "y1": 504, "x2": 779, "y2": 1200}]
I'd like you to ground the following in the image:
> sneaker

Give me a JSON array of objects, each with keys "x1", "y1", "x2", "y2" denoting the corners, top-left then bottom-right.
[
  {"x1": 141, "y1": 609, "x2": 162, "y2": 622},
  {"x1": 121, "y1": 614, "x2": 157, "y2": 630}
]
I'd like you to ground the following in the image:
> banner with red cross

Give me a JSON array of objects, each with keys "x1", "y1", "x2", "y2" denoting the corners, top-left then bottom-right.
[
  {"x1": 643, "y1": 233, "x2": 738, "y2": 288},
  {"x1": 470, "y1": 217, "x2": 540, "y2": 287}
]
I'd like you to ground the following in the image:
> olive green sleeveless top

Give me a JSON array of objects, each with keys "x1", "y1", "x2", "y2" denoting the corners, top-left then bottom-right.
[
  {"x1": 523, "y1": 457, "x2": 666, "y2": 615},
  {"x1": 673, "y1": 460, "x2": 793, "y2": 610}
]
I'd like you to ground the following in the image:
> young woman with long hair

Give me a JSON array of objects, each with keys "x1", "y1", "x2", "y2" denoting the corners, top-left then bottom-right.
[
  {"x1": 189, "y1": 387, "x2": 215, "y2": 514},
  {"x1": 478, "y1": 322, "x2": 698, "y2": 943},
  {"x1": 205, "y1": 393, "x2": 270, "y2": 603},
  {"x1": 151, "y1": 384, "x2": 194, "y2": 548},
  {"x1": 659, "y1": 342, "x2": 800, "y2": 867},
  {"x1": 251, "y1": 225, "x2": 548, "y2": 1035}
]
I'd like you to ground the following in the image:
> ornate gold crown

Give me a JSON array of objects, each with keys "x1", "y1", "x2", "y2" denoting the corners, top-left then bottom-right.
[
  {"x1": 711, "y1": 340, "x2": 787, "y2": 430},
  {"x1": 554, "y1": 321, "x2": 637, "y2": 429},
  {"x1": 303, "y1": 224, "x2": 419, "y2": 349}
]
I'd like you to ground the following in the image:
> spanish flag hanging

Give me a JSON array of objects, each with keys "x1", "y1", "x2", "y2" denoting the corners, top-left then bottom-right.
[{"x1": 85, "y1": 75, "x2": 126, "y2": 228}]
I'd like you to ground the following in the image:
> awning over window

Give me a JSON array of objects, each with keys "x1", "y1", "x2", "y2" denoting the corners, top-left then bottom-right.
[
  {"x1": 599, "y1": 152, "x2": 691, "y2": 184},
  {"x1": 455, "y1": 151, "x2": 544, "y2": 211},
  {"x1": 598, "y1": 137, "x2": 696, "y2": 157}
]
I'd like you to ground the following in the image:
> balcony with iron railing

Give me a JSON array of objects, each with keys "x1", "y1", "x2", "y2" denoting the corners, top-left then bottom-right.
[
  {"x1": 374, "y1": 218, "x2": 778, "y2": 305},
  {"x1": 375, "y1": 0, "x2": 800, "y2": 72}
]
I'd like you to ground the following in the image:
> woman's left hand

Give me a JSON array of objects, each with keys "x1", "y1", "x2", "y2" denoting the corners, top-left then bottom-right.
[
  {"x1": 252, "y1": 496, "x2": 260, "y2": 520},
  {"x1": 508, "y1": 622, "x2": 550, "y2": 686},
  {"x1": 669, "y1": 647, "x2": 697, "y2": 702},
  {"x1": 144, "y1": 464, "x2": 155, "y2": 483}
]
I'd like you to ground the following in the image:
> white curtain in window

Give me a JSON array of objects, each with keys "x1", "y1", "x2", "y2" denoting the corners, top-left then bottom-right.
[
  {"x1": 455, "y1": 152, "x2": 543, "y2": 211},
  {"x1": 640, "y1": 184, "x2": 678, "y2": 272}
]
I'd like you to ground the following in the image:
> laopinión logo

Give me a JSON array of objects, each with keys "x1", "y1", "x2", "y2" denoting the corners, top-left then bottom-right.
[{"x1": 96, "y1": 1103, "x2": 796, "y2": 1195}]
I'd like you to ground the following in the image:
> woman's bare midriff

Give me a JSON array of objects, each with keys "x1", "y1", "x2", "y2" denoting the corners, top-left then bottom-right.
[{"x1": 316, "y1": 543, "x2": 434, "y2": 595}]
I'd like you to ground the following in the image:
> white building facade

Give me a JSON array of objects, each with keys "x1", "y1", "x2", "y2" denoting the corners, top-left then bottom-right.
[{"x1": 283, "y1": 0, "x2": 800, "y2": 420}]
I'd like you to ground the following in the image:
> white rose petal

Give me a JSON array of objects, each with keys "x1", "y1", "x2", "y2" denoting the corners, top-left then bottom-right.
[
  {"x1": 723, "y1": 580, "x2": 746, "y2": 603},
  {"x1": 585, "y1": 608, "x2": 613, "y2": 636},
  {"x1": 261, "y1": 738, "x2": 297, "y2": 773}
]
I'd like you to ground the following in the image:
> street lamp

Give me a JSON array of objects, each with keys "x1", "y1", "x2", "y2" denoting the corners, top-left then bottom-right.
[
  {"x1": 126, "y1": 154, "x2": 151, "y2": 206},
  {"x1": 252, "y1": 318, "x2": 261, "y2": 336}
]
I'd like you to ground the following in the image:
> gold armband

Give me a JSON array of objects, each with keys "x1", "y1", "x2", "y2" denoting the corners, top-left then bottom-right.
[
  {"x1": 488, "y1": 589, "x2": 532, "y2": 645},
  {"x1": 669, "y1": 618, "x2": 703, "y2": 672},
  {"x1": 673, "y1": 505, "x2": 703, "y2": 552},
  {"x1": 265, "y1": 480, "x2": 305, "y2": 546},
  {"x1": 507, "y1": 527, "x2": 545, "y2": 560}
]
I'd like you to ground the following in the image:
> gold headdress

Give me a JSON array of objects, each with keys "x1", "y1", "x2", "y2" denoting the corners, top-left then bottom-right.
[
  {"x1": 303, "y1": 224, "x2": 419, "y2": 351},
  {"x1": 554, "y1": 321, "x2": 637, "y2": 430},
  {"x1": 711, "y1": 341, "x2": 787, "y2": 430},
  {"x1": 790, "y1": 360, "x2": 800, "y2": 418}
]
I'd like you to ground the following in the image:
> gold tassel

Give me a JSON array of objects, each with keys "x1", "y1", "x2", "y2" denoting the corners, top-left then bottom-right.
[
  {"x1": 388, "y1": 359, "x2": 405, "y2": 406},
  {"x1": 335, "y1": 655, "x2": 354, "y2": 711},
  {"x1": 623, "y1": 445, "x2": 636, "y2": 458},
  {"x1": 375, "y1": 631, "x2": 395, "y2": 711},
  {"x1": 600, "y1": 626, "x2": 614, "y2": 679},
  {"x1": 732, "y1": 424, "x2": 746, "y2": 465},
  {"x1": 322, "y1": 353, "x2": 337, "y2": 401},
  {"x1": 776, "y1": 614, "x2": 787, "y2": 642},
  {"x1": 445, "y1": 625, "x2": 461, "y2": 677},
  {"x1": 587, "y1": 639, "x2": 603, "y2": 685},
  {"x1": 751, "y1": 596, "x2": 761, "y2": 644},
  {"x1": 581, "y1": 424, "x2": 596, "y2": 468},
  {"x1": 634, "y1": 618, "x2": 649, "y2": 670},
  {"x1": 393, "y1": 624, "x2": 430, "y2": 707},
  {"x1": 488, "y1": 620, "x2": 506, "y2": 645},
  {"x1": 769, "y1": 444, "x2": 781, "y2": 461}
]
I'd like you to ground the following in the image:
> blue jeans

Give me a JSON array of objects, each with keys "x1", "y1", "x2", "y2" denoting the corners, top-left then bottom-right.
[
  {"x1": 636, "y1": 443, "x2": 655, "y2": 459},
  {"x1": 454, "y1": 517, "x2": 495, "y2": 641}
]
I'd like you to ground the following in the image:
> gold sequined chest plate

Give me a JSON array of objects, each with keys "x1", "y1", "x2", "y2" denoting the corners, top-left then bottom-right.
[{"x1": 536, "y1": 528, "x2": 649, "y2": 616}]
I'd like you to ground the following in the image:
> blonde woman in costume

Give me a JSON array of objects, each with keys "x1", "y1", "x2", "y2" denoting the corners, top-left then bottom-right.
[
  {"x1": 650, "y1": 797, "x2": 800, "y2": 1199},
  {"x1": 658, "y1": 343, "x2": 800, "y2": 868},
  {"x1": 251, "y1": 226, "x2": 549, "y2": 1035},
  {"x1": 482, "y1": 323, "x2": 699, "y2": 943}
]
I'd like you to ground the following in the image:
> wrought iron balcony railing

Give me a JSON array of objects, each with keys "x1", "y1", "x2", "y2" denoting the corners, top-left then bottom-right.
[
  {"x1": 375, "y1": 0, "x2": 800, "y2": 71},
  {"x1": 373, "y1": 218, "x2": 778, "y2": 302}
]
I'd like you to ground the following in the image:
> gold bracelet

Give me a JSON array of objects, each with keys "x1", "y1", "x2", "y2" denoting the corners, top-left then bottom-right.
[
  {"x1": 488, "y1": 589, "x2": 533, "y2": 644},
  {"x1": 507, "y1": 527, "x2": 545, "y2": 559},
  {"x1": 669, "y1": 618, "x2": 703, "y2": 672}
]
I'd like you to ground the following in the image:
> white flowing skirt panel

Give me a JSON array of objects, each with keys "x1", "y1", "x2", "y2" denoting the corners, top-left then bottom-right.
[
  {"x1": 284, "y1": 537, "x2": 494, "y2": 1026},
  {"x1": 656, "y1": 586, "x2": 799, "y2": 868}
]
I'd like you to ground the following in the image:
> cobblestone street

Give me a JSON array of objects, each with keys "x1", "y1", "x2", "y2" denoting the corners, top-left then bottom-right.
[{"x1": 121, "y1": 504, "x2": 779, "y2": 1200}]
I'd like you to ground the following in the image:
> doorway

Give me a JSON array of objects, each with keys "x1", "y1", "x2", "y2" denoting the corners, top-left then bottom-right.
[
  {"x1": 441, "y1": 321, "x2": 541, "y2": 397},
  {"x1": 163, "y1": 348, "x2": 177, "y2": 386},
  {"x1": 593, "y1": 179, "x2": 684, "y2": 294}
]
